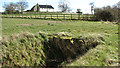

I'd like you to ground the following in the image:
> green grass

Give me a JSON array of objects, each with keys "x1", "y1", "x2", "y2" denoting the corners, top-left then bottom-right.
[{"x1": 2, "y1": 18, "x2": 118, "y2": 66}]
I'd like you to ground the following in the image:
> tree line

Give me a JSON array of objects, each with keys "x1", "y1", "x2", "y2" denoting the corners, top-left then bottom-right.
[
  {"x1": 3, "y1": 0, "x2": 28, "y2": 13},
  {"x1": 3, "y1": 0, "x2": 80, "y2": 13}
]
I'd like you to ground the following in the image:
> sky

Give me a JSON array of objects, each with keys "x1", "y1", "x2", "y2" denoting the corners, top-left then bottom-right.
[{"x1": 0, "y1": 0, "x2": 119, "y2": 13}]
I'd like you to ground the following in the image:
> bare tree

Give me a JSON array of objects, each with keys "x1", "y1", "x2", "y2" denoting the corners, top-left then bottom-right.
[
  {"x1": 89, "y1": 2, "x2": 94, "y2": 14},
  {"x1": 3, "y1": 2, "x2": 18, "y2": 13},
  {"x1": 58, "y1": 0, "x2": 71, "y2": 12},
  {"x1": 17, "y1": 0, "x2": 28, "y2": 12}
]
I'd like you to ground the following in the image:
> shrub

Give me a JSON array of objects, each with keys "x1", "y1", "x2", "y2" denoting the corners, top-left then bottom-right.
[{"x1": 95, "y1": 10, "x2": 114, "y2": 21}]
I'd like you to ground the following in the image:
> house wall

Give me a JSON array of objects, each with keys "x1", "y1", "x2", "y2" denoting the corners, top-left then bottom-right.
[
  {"x1": 39, "y1": 8, "x2": 54, "y2": 12},
  {"x1": 33, "y1": 6, "x2": 38, "y2": 11},
  {"x1": 33, "y1": 5, "x2": 54, "y2": 12}
]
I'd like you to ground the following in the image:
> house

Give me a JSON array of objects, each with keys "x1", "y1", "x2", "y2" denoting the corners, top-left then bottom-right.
[{"x1": 29, "y1": 3, "x2": 54, "y2": 12}]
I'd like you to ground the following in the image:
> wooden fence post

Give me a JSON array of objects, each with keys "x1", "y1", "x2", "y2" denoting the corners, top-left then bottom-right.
[
  {"x1": 30, "y1": 12, "x2": 32, "y2": 18},
  {"x1": 16, "y1": 12, "x2": 17, "y2": 18},
  {"x1": 20, "y1": 12, "x2": 21, "y2": 18},
  {"x1": 7, "y1": 13, "x2": 8, "y2": 17},
  {"x1": 29, "y1": 12, "x2": 30, "y2": 18},
  {"x1": 22, "y1": 12, "x2": 23, "y2": 18},
  {"x1": 12, "y1": 12, "x2": 13, "y2": 18},
  {"x1": 14, "y1": 12, "x2": 15, "y2": 18},
  {"x1": 18, "y1": 12, "x2": 19, "y2": 18},
  {"x1": 71, "y1": 14, "x2": 72, "y2": 20},
  {"x1": 26, "y1": 12, "x2": 27, "y2": 18},
  {"x1": 86, "y1": 14, "x2": 88, "y2": 20},
  {"x1": 15, "y1": 12, "x2": 17, "y2": 18},
  {"x1": 13, "y1": 12, "x2": 14, "y2": 18},
  {"x1": 45, "y1": 14, "x2": 46, "y2": 19},
  {"x1": 39, "y1": 12, "x2": 40, "y2": 18},
  {"x1": 78, "y1": 13, "x2": 80, "y2": 20},
  {"x1": 15, "y1": 12, "x2": 16, "y2": 18},
  {"x1": 28, "y1": 12, "x2": 29, "y2": 18},
  {"x1": 5, "y1": 12, "x2": 6, "y2": 18},
  {"x1": 35, "y1": 12, "x2": 36, "y2": 18},
  {"x1": 83, "y1": 15, "x2": 84, "y2": 20},
  {"x1": 36, "y1": 12, "x2": 37, "y2": 18},
  {"x1": 64, "y1": 14, "x2": 65, "y2": 20},
  {"x1": 9, "y1": 13, "x2": 11, "y2": 17},
  {"x1": 19, "y1": 12, "x2": 21, "y2": 18},
  {"x1": 10, "y1": 13, "x2": 12, "y2": 17},
  {"x1": 87, "y1": 14, "x2": 89, "y2": 20},
  {"x1": 8, "y1": 13, "x2": 10, "y2": 17},
  {"x1": 6, "y1": 12, "x2": 7, "y2": 18},
  {"x1": 57, "y1": 14, "x2": 58, "y2": 19},
  {"x1": 7, "y1": 13, "x2": 8, "y2": 18},
  {"x1": 51, "y1": 14, "x2": 52, "y2": 19},
  {"x1": 40, "y1": 13, "x2": 41, "y2": 19},
  {"x1": 17, "y1": 12, "x2": 18, "y2": 18},
  {"x1": 14, "y1": 12, "x2": 16, "y2": 17}
]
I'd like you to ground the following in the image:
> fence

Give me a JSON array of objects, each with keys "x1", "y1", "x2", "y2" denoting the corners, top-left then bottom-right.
[{"x1": 1, "y1": 12, "x2": 96, "y2": 21}]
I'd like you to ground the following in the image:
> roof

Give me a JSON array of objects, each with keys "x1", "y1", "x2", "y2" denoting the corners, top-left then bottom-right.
[
  {"x1": 39, "y1": 5, "x2": 54, "y2": 9},
  {"x1": 31, "y1": 4, "x2": 54, "y2": 10}
]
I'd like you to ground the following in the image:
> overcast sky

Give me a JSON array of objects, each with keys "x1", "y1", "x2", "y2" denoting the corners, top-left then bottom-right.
[{"x1": 0, "y1": 0, "x2": 119, "y2": 13}]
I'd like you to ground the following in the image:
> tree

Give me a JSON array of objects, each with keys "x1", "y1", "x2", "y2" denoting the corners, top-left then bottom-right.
[
  {"x1": 76, "y1": 9, "x2": 80, "y2": 13},
  {"x1": 17, "y1": 0, "x2": 28, "y2": 12},
  {"x1": 58, "y1": 0, "x2": 71, "y2": 12},
  {"x1": 3, "y1": 2, "x2": 19, "y2": 13},
  {"x1": 89, "y1": 2, "x2": 94, "y2": 14},
  {"x1": 76, "y1": 9, "x2": 82, "y2": 14}
]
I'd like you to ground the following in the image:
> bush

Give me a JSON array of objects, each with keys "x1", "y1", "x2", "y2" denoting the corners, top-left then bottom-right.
[{"x1": 95, "y1": 10, "x2": 114, "y2": 21}]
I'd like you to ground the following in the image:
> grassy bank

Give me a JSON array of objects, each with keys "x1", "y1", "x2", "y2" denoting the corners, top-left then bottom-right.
[
  {"x1": 1, "y1": 18, "x2": 118, "y2": 66},
  {"x1": 2, "y1": 32, "x2": 103, "y2": 66}
]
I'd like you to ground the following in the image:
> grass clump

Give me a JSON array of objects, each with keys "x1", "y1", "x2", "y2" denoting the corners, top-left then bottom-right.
[{"x1": 2, "y1": 32, "x2": 46, "y2": 66}]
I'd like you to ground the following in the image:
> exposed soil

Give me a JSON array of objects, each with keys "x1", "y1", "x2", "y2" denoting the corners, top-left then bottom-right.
[{"x1": 19, "y1": 24, "x2": 32, "y2": 26}]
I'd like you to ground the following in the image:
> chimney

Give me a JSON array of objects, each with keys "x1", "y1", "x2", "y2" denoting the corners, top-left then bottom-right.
[
  {"x1": 36, "y1": 3, "x2": 39, "y2": 6},
  {"x1": 36, "y1": 3, "x2": 39, "y2": 12}
]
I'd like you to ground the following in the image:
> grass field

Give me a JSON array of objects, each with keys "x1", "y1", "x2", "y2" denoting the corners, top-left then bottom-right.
[{"x1": 2, "y1": 18, "x2": 118, "y2": 66}]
